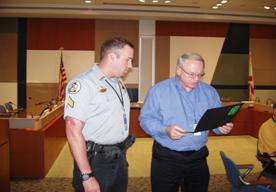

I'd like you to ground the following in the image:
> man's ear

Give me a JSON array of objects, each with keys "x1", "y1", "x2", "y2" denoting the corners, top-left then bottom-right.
[
  {"x1": 176, "y1": 66, "x2": 181, "y2": 76},
  {"x1": 109, "y1": 51, "x2": 119, "y2": 61}
]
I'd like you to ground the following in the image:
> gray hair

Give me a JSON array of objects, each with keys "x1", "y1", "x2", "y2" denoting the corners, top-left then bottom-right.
[{"x1": 177, "y1": 52, "x2": 205, "y2": 68}]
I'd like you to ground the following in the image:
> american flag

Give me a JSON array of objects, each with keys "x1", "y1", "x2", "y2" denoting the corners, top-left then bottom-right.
[
  {"x1": 248, "y1": 52, "x2": 254, "y2": 101},
  {"x1": 58, "y1": 51, "x2": 67, "y2": 101}
]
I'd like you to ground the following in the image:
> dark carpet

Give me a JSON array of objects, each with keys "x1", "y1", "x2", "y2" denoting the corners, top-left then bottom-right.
[
  {"x1": 11, "y1": 174, "x2": 231, "y2": 192},
  {"x1": 11, "y1": 173, "x2": 276, "y2": 192}
]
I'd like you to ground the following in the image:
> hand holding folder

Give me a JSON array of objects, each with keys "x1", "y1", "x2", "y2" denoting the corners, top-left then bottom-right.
[{"x1": 187, "y1": 103, "x2": 243, "y2": 133}]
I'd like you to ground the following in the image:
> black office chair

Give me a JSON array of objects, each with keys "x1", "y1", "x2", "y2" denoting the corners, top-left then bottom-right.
[
  {"x1": 4, "y1": 102, "x2": 13, "y2": 112},
  {"x1": 0, "y1": 104, "x2": 7, "y2": 113},
  {"x1": 220, "y1": 151, "x2": 275, "y2": 192},
  {"x1": 256, "y1": 150, "x2": 276, "y2": 180}
]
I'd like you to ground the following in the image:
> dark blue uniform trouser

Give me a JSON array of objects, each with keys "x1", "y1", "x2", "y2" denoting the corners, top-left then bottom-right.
[
  {"x1": 72, "y1": 151, "x2": 128, "y2": 192},
  {"x1": 151, "y1": 141, "x2": 210, "y2": 192}
]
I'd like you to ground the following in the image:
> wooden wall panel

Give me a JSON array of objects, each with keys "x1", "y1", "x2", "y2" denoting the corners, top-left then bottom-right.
[
  {"x1": 95, "y1": 19, "x2": 139, "y2": 67},
  {"x1": 250, "y1": 39, "x2": 276, "y2": 85},
  {"x1": 0, "y1": 119, "x2": 10, "y2": 192},
  {"x1": 130, "y1": 108, "x2": 149, "y2": 137},
  {"x1": 0, "y1": 119, "x2": 9, "y2": 145},
  {"x1": 156, "y1": 21, "x2": 229, "y2": 37},
  {"x1": 0, "y1": 143, "x2": 10, "y2": 192},
  {"x1": 250, "y1": 24, "x2": 276, "y2": 39},
  {"x1": 27, "y1": 18, "x2": 95, "y2": 50},
  {"x1": 43, "y1": 113, "x2": 66, "y2": 173},
  {"x1": 9, "y1": 112, "x2": 66, "y2": 178},
  {"x1": 0, "y1": 32, "x2": 17, "y2": 82},
  {"x1": 155, "y1": 36, "x2": 170, "y2": 83}
]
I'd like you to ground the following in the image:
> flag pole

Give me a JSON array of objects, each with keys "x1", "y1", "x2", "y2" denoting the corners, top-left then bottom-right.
[
  {"x1": 58, "y1": 47, "x2": 67, "y2": 102},
  {"x1": 248, "y1": 51, "x2": 255, "y2": 102}
]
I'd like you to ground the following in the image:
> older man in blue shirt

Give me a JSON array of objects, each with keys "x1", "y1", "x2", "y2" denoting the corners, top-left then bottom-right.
[{"x1": 139, "y1": 52, "x2": 233, "y2": 192}]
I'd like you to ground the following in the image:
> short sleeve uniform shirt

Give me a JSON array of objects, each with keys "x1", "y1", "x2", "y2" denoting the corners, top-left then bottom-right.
[{"x1": 64, "y1": 64, "x2": 130, "y2": 145}]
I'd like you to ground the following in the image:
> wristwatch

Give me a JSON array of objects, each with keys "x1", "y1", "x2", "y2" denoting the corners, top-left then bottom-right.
[{"x1": 81, "y1": 172, "x2": 94, "y2": 181}]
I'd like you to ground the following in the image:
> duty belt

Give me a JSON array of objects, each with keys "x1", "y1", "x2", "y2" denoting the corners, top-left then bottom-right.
[
  {"x1": 86, "y1": 134, "x2": 136, "y2": 161},
  {"x1": 86, "y1": 134, "x2": 135, "y2": 153}
]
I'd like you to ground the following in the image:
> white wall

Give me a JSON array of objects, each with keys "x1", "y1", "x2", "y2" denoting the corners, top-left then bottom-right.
[
  {"x1": 0, "y1": 82, "x2": 17, "y2": 105},
  {"x1": 255, "y1": 90, "x2": 276, "y2": 105},
  {"x1": 27, "y1": 50, "x2": 95, "y2": 82},
  {"x1": 27, "y1": 50, "x2": 139, "y2": 85}
]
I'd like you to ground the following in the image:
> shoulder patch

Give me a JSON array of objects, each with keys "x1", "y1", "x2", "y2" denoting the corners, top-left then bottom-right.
[{"x1": 68, "y1": 81, "x2": 81, "y2": 94}]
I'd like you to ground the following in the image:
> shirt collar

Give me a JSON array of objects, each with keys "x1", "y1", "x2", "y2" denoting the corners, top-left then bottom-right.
[
  {"x1": 92, "y1": 64, "x2": 105, "y2": 80},
  {"x1": 92, "y1": 64, "x2": 120, "y2": 83},
  {"x1": 174, "y1": 75, "x2": 199, "y2": 93}
]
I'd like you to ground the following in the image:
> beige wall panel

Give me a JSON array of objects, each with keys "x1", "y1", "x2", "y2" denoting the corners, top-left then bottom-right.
[
  {"x1": 170, "y1": 36, "x2": 225, "y2": 84},
  {"x1": 123, "y1": 67, "x2": 139, "y2": 85},
  {"x1": 155, "y1": 36, "x2": 170, "y2": 83},
  {"x1": 27, "y1": 83, "x2": 59, "y2": 115},
  {"x1": 139, "y1": 37, "x2": 154, "y2": 101},
  {"x1": 0, "y1": 83, "x2": 17, "y2": 105},
  {"x1": 0, "y1": 33, "x2": 17, "y2": 82},
  {"x1": 254, "y1": 70, "x2": 276, "y2": 85},
  {"x1": 27, "y1": 50, "x2": 94, "y2": 83},
  {"x1": 250, "y1": 39, "x2": 276, "y2": 85},
  {"x1": 95, "y1": 19, "x2": 139, "y2": 67}
]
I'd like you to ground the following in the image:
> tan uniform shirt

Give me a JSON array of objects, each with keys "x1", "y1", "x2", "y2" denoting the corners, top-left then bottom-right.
[{"x1": 258, "y1": 118, "x2": 276, "y2": 155}]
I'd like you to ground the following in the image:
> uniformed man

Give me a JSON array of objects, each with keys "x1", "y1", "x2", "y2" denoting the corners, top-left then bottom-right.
[{"x1": 64, "y1": 37, "x2": 135, "y2": 192}]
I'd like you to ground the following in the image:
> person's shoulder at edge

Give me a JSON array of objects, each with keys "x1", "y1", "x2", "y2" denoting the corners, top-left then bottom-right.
[
  {"x1": 197, "y1": 81, "x2": 219, "y2": 95},
  {"x1": 151, "y1": 76, "x2": 176, "y2": 92},
  {"x1": 260, "y1": 118, "x2": 274, "y2": 129}
]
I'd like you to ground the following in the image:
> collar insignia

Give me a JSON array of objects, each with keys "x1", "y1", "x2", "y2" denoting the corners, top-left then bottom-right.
[{"x1": 99, "y1": 86, "x2": 107, "y2": 93}]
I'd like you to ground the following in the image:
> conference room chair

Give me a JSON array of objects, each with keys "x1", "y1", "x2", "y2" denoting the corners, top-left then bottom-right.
[
  {"x1": 256, "y1": 149, "x2": 276, "y2": 180},
  {"x1": 220, "y1": 151, "x2": 276, "y2": 192},
  {"x1": 257, "y1": 186, "x2": 276, "y2": 192},
  {"x1": 4, "y1": 102, "x2": 13, "y2": 112},
  {"x1": 0, "y1": 104, "x2": 7, "y2": 113}
]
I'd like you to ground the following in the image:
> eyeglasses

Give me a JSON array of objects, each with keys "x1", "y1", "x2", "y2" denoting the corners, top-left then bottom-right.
[{"x1": 179, "y1": 67, "x2": 205, "y2": 79}]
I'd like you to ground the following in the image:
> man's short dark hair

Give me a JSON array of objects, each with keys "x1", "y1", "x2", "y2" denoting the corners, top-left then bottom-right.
[
  {"x1": 100, "y1": 37, "x2": 134, "y2": 60},
  {"x1": 273, "y1": 103, "x2": 276, "y2": 109}
]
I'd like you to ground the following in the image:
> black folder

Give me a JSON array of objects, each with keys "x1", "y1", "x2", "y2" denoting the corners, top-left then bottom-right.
[{"x1": 188, "y1": 103, "x2": 243, "y2": 133}]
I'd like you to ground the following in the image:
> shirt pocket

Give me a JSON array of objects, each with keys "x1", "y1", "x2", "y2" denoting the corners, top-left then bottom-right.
[{"x1": 91, "y1": 91, "x2": 118, "y2": 112}]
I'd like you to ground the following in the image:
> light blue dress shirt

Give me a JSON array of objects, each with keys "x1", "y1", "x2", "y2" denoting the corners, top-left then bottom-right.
[{"x1": 139, "y1": 76, "x2": 222, "y2": 151}]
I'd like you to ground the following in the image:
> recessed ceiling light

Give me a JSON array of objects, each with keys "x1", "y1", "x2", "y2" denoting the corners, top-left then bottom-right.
[
  {"x1": 84, "y1": 0, "x2": 92, "y2": 3},
  {"x1": 274, "y1": 7, "x2": 276, "y2": 10},
  {"x1": 217, "y1": 3, "x2": 222, "y2": 6},
  {"x1": 212, "y1": 6, "x2": 218, "y2": 9},
  {"x1": 264, "y1": 6, "x2": 271, "y2": 10},
  {"x1": 221, "y1": 0, "x2": 228, "y2": 4},
  {"x1": 138, "y1": 0, "x2": 175, "y2": 3}
]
